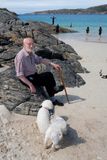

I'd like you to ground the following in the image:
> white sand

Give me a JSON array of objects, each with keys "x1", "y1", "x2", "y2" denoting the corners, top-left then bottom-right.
[
  {"x1": 52, "y1": 39, "x2": 107, "y2": 160},
  {"x1": 1, "y1": 39, "x2": 107, "y2": 160}
]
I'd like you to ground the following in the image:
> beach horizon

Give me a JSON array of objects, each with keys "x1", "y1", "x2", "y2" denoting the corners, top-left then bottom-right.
[{"x1": 19, "y1": 13, "x2": 107, "y2": 42}]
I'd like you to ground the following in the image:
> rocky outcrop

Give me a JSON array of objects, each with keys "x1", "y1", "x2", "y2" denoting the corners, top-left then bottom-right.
[
  {"x1": 0, "y1": 8, "x2": 17, "y2": 23},
  {"x1": 0, "y1": 9, "x2": 87, "y2": 116}
]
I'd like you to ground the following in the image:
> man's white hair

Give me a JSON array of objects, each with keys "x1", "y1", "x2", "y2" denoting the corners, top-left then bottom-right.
[{"x1": 23, "y1": 37, "x2": 33, "y2": 45}]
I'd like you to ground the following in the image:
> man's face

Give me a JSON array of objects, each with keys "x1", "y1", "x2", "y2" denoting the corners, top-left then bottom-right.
[{"x1": 24, "y1": 39, "x2": 34, "y2": 53}]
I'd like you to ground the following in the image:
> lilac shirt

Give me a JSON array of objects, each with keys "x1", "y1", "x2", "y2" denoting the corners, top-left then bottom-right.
[{"x1": 14, "y1": 48, "x2": 43, "y2": 77}]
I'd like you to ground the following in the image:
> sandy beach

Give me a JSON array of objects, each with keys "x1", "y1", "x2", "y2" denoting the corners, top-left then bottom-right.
[{"x1": 1, "y1": 38, "x2": 107, "y2": 160}]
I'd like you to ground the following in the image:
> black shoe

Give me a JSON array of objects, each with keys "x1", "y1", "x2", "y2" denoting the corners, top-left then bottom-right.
[
  {"x1": 52, "y1": 100, "x2": 64, "y2": 106},
  {"x1": 54, "y1": 85, "x2": 64, "y2": 94}
]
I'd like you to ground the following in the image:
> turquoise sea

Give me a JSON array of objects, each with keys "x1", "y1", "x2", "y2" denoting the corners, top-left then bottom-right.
[{"x1": 18, "y1": 14, "x2": 107, "y2": 42}]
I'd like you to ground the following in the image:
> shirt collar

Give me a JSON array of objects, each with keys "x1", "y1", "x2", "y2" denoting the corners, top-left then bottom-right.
[{"x1": 23, "y1": 48, "x2": 32, "y2": 57}]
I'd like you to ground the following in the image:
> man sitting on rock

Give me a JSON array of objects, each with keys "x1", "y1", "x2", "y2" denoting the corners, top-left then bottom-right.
[{"x1": 14, "y1": 37, "x2": 64, "y2": 106}]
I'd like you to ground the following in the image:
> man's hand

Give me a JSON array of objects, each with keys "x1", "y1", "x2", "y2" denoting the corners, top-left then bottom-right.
[
  {"x1": 29, "y1": 83, "x2": 36, "y2": 93},
  {"x1": 19, "y1": 75, "x2": 36, "y2": 94},
  {"x1": 42, "y1": 59, "x2": 61, "y2": 72},
  {"x1": 50, "y1": 62, "x2": 61, "y2": 72}
]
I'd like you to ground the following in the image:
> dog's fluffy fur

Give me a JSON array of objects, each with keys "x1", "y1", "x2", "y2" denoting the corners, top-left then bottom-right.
[
  {"x1": 44, "y1": 116, "x2": 68, "y2": 150},
  {"x1": 36, "y1": 100, "x2": 68, "y2": 150},
  {"x1": 0, "y1": 104, "x2": 11, "y2": 125},
  {"x1": 51, "y1": 116, "x2": 68, "y2": 135},
  {"x1": 36, "y1": 100, "x2": 54, "y2": 134}
]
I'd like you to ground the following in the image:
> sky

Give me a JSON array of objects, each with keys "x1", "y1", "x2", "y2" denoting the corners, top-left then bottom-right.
[{"x1": 0, "y1": 0, "x2": 107, "y2": 14}]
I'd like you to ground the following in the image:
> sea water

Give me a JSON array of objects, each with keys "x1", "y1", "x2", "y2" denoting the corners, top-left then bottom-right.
[{"x1": 18, "y1": 14, "x2": 107, "y2": 42}]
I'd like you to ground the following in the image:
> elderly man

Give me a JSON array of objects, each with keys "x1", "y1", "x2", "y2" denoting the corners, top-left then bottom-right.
[{"x1": 14, "y1": 37, "x2": 64, "y2": 106}]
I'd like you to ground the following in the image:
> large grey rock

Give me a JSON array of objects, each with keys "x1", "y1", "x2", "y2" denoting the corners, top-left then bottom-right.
[
  {"x1": 0, "y1": 67, "x2": 46, "y2": 116},
  {"x1": 0, "y1": 8, "x2": 17, "y2": 23}
]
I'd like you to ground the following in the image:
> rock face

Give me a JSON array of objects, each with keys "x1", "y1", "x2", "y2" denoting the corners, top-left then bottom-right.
[
  {"x1": 0, "y1": 8, "x2": 17, "y2": 23},
  {"x1": 0, "y1": 8, "x2": 86, "y2": 116}
]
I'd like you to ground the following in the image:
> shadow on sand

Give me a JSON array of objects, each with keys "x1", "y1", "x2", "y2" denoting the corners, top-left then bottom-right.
[
  {"x1": 55, "y1": 116, "x2": 86, "y2": 150},
  {"x1": 56, "y1": 94, "x2": 85, "y2": 104},
  {"x1": 60, "y1": 126, "x2": 86, "y2": 149}
]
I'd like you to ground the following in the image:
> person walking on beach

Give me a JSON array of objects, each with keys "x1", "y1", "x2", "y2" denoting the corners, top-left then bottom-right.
[
  {"x1": 98, "y1": 26, "x2": 102, "y2": 39},
  {"x1": 86, "y1": 26, "x2": 90, "y2": 40},
  {"x1": 14, "y1": 37, "x2": 64, "y2": 106},
  {"x1": 86, "y1": 26, "x2": 90, "y2": 35}
]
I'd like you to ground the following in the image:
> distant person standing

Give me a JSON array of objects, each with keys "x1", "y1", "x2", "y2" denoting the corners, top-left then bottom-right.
[
  {"x1": 98, "y1": 26, "x2": 102, "y2": 39},
  {"x1": 50, "y1": 16, "x2": 56, "y2": 25},
  {"x1": 70, "y1": 23, "x2": 72, "y2": 28},
  {"x1": 86, "y1": 26, "x2": 90, "y2": 40},
  {"x1": 86, "y1": 26, "x2": 90, "y2": 35},
  {"x1": 55, "y1": 24, "x2": 60, "y2": 33}
]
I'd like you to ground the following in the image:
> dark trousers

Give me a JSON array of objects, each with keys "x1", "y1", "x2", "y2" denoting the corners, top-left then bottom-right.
[{"x1": 25, "y1": 72, "x2": 56, "y2": 97}]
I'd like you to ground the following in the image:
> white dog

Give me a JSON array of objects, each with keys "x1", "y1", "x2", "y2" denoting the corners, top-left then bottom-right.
[
  {"x1": 0, "y1": 104, "x2": 11, "y2": 125},
  {"x1": 44, "y1": 116, "x2": 68, "y2": 150},
  {"x1": 51, "y1": 116, "x2": 68, "y2": 135},
  {"x1": 36, "y1": 100, "x2": 54, "y2": 134}
]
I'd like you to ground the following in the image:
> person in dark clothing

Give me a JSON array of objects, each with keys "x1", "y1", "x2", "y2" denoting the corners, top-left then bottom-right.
[
  {"x1": 70, "y1": 23, "x2": 72, "y2": 28},
  {"x1": 86, "y1": 26, "x2": 90, "y2": 35},
  {"x1": 85, "y1": 26, "x2": 90, "y2": 40},
  {"x1": 56, "y1": 24, "x2": 60, "y2": 33},
  {"x1": 51, "y1": 16, "x2": 56, "y2": 25},
  {"x1": 99, "y1": 26, "x2": 102, "y2": 38}
]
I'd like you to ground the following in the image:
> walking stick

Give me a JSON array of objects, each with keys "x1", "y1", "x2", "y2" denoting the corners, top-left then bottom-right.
[{"x1": 59, "y1": 70, "x2": 70, "y2": 104}]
